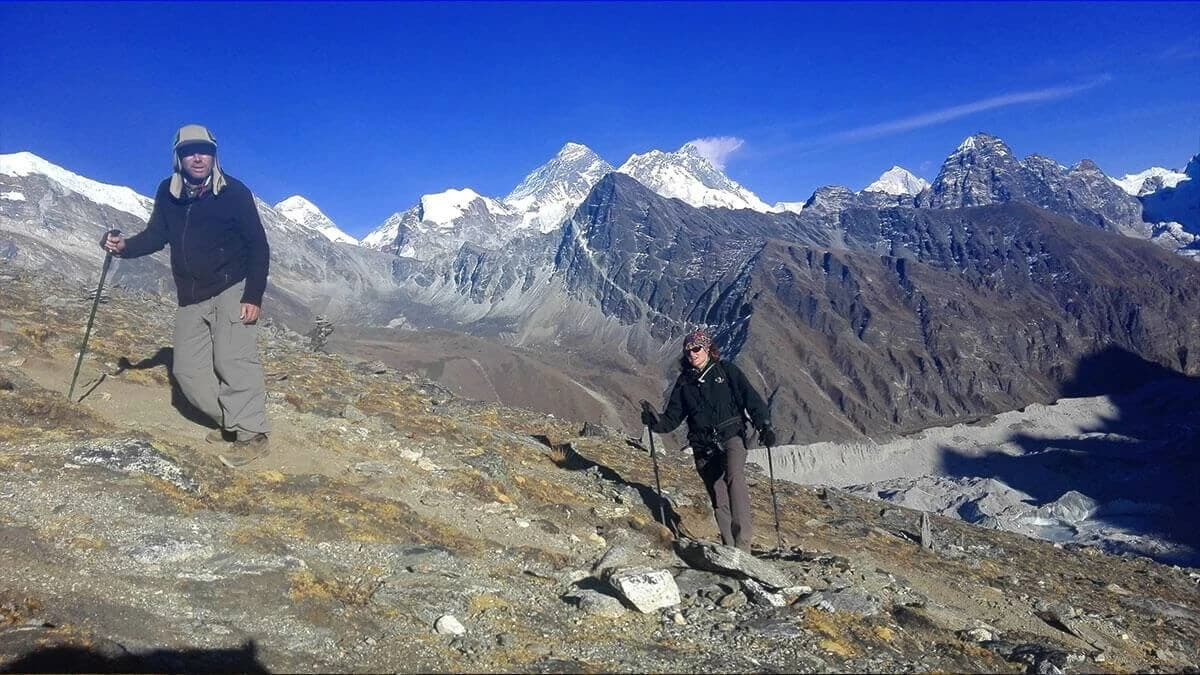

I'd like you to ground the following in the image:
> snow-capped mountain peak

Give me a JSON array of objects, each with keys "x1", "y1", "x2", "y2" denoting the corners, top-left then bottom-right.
[
  {"x1": 1112, "y1": 167, "x2": 1189, "y2": 196},
  {"x1": 0, "y1": 151, "x2": 153, "y2": 221},
  {"x1": 863, "y1": 166, "x2": 930, "y2": 196},
  {"x1": 953, "y1": 133, "x2": 1012, "y2": 159},
  {"x1": 616, "y1": 144, "x2": 771, "y2": 212},
  {"x1": 274, "y1": 195, "x2": 357, "y2": 244},
  {"x1": 420, "y1": 188, "x2": 509, "y2": 228},
  {"x1": 503, "y1": 142, "x2": 613, "y2": 233},
  {"x1": 770, "y1": 201, "x2": 806, "y2": 214}
]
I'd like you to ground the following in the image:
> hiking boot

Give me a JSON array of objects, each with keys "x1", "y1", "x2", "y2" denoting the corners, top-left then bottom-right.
[
  {"x1": 217, "y1": 433, "x2": 270, "y2": 468},
  {"x1": 206, "y1": 428, "x2": 236, "y2": 444}
]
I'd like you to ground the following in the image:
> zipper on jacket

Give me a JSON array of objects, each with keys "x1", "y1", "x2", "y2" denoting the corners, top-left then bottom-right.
[{"x1": 182, "y1": 202, "x2": 196, "y2": 300}]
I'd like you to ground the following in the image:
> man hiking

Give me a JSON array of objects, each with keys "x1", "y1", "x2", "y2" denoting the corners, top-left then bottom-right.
[
  {"x1": 641, "y1": 330, "x2": 777, "y2": 552},
  {"x1": 102, "y1": 124, "x2": 272, "y2": 468}
]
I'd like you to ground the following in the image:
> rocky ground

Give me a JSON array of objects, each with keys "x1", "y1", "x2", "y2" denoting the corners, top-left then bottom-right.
[{"x1": 0, "y1": 263, "x2": 1197, "y2": 673}]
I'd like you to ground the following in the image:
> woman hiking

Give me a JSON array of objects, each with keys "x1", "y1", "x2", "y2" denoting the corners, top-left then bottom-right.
[{"x1": 641, "y1": 330, "x2": 777, "y2": 552}]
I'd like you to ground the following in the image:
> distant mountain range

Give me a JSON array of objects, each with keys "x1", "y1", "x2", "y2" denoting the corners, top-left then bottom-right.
[{"x1": 3, "y1": 134, "x2": 1199, "y2": 443}]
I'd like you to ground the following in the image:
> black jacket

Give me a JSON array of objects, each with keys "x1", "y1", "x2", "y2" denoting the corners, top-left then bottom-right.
[
  {"x1": 651, "y1": 359, "x2": 771, "y2": 446},
  {"x1": 119, "y1": 175, "x2": 270, "y2": 307}
]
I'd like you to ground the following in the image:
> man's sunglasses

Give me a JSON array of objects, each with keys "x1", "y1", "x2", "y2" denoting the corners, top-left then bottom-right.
[{"x1": 687, "y1": 346, "x2": 706, "y2": 354}]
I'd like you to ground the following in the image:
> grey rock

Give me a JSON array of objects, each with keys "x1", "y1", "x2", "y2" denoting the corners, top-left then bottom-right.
[
  {"x1": 69, "y1": 439, "x2": 199, "y2": 493},
  {"x1": 801, "y1": 588, "x2": 883, "y2": 617},
  {"x1": 672, "y1": 568, "x2": 731, "y2": 599},
  {"x1": 675, "y1": 540, "x2": 792, "y2": 590},
  {"x1": 341, "y1": 405, "x2": 366, "y2": 422},
  {"x1": 717, "y1": 591, "x2": 747, "y2": 609},
  {"x1": 562, "y1": 588, "x2": 627, "y2": 619},
  {"x1": 580, "y1": 421, "x2": 616, "y2": 438}
]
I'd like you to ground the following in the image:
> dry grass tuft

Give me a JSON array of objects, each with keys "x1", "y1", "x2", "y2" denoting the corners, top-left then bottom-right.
[
  {"x1": 288, "y1": 567, "x2": 384, "y2": 606},
  {"x1": 0, "y1": 596, "x2": 43, "y2": 628},
  {"x1": 18, "y1": 326, "x2": 52, "y2": 348}
]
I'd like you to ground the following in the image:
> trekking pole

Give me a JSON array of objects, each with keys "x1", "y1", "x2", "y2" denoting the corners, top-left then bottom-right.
[
  {"x1": 766, "y1": 443, "x2": 784, "y2": 553},
  {"x1": 640, "y1": 401, "x2": 672, "y2": 534},
  {"x1": 68, "y1": 231, "x2": 118, "y2": 401}
]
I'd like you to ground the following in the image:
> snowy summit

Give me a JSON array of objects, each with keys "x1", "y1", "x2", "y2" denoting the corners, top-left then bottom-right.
[
  {"x1": 1112, "y1": 167, "x2": 1189, "y2": 197},
  {"x1": 863, "y1": 166, "x2": 930, "y2": 196},
  {"x1": 503, "y1": 142, "x2": 613, "y2": 233},
  {"x1": 274, "y1": 196, "x2": 357, "y2": 244},
  {"x1": 617, "y1": 143, "x2": 771, "y2": 212}
]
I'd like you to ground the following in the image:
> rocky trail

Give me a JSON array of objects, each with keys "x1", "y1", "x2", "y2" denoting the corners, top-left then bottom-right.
[{"x1": 0, "y1": 265, "x2": 1197, "y2": 673}]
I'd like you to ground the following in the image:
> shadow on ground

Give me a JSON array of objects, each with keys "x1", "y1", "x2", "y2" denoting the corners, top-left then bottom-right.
[
  {"x1": 115, "y1": 347, "x2": 216, "y2": 429},
  {"x1": 532, "y1": 434, "x2": 684, "y2": 536},
  {"x1": 0, "y1": 638, "x2": 269, "y2": 674},
  {"x1": 939, "y1": 346, "x2": 1200, "y2": 564}
]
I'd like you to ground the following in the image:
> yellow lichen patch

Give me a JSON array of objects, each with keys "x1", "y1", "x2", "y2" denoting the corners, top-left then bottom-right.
[
  {"x1": 513, "y1": 474, "x2": 591, "y2": 509},
  {"x1": 287, "y1": 569, "x2": 336, "y2": 602},
  {"x1": 874, "y1": 626, "x2": 896, "y2": 643},
  {"x1": 145, "y1": 481, "x2": 203, "y2": 510},
  {"x1": 819, "y1": 638, "x2": 856, "y2": 658},
  {"x1": 68, "y1": 536, "x2": 108, "y2": 551},
  {"x1": 214, "y1": 474, "x2": 484, "y2": 555},
  {"x1": 468, "y1": 593, "x2": 511, "y2": 618},
  {"x1": 256, "y1": 470, "x2": 288, "y2": 484}
]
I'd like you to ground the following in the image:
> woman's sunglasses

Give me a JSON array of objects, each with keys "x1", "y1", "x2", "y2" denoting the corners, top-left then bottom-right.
[{"x1": 687, "y1": 346, "x2": 705, "y2": 354}]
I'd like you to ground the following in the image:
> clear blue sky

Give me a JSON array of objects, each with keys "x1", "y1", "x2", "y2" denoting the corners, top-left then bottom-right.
[{"x1": 2, "y1": 2, "x2": 1197, "y2": 238}]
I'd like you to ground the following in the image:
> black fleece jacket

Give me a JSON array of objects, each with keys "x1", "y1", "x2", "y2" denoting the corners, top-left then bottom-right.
[
  {"x1": 119, "y1": 175, "x2": 270, "y2": 307},
  {"x1": 651, "y1": 359, "x2": 771, "y2": 446}
]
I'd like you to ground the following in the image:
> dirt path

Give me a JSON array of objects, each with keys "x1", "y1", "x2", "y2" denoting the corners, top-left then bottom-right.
[{"x1": 21, "y1": 355, "x2": 353, "y2": 478}]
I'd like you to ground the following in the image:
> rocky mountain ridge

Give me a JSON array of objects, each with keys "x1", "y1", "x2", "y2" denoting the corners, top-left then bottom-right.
[{"x1": 4, "y1": 135, "x2": 1200, "y2": 447}]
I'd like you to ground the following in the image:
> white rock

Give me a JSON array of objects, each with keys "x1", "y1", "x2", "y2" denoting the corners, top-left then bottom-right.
[
  {"x1": 783, "y1": 585, "x2": 814, "y2": 598},
  {"x1": 606, "y1": 567, "x2": 681, "y2": 613},
  {"x1": 741, "y1": 578, "x2": 787, "y2": 607},
  {"x1": 434, "y1": 614, "x2": 465, "y2": 635}
]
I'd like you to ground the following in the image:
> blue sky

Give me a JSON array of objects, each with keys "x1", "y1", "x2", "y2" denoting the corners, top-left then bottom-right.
[{"x1": 2, "y1": 2, "x2": 1198, "y2": 238}]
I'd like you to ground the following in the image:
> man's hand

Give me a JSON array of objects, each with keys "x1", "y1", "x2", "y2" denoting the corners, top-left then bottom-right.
[
  {"x1": 240, "y1": 303, "x2": 261, "y2": 324},
  {"x1": 100, "y1": 230, "x2": 125, "y2": 254}
]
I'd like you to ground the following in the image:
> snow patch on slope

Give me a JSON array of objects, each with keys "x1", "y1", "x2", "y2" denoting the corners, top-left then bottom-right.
[{"x1": 0, "y1": 152, "x2": 152, "y2": 221}]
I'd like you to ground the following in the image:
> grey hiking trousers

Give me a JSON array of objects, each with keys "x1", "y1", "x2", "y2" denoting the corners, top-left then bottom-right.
[
  {"x1": 693, "y1": 434, "x2": 752, "y2": 552},
  {"x1": 173, "y1": 280, "x2": 270, "y2": 440}
]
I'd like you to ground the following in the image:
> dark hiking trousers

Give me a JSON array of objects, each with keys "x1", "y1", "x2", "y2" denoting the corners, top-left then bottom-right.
[{"x1": 693, "y1": 434, "x2": 752, "y2": 551}]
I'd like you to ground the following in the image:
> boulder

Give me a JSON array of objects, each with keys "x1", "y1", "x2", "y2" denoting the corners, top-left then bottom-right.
[
  {"x1": 605, "y1": 567, "x2": 680, "y2": 613},
  {"x1": 675, "y1": 540, "x2": 792, "y2": 590},
  {"x1": 435, "y1": 615, "x2": 466, "y2": 636}
]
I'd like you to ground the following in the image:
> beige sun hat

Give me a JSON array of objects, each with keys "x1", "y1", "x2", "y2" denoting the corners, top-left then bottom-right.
[{"x1": 169, "y1": 124, "x2": 227, "y2": 198}]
